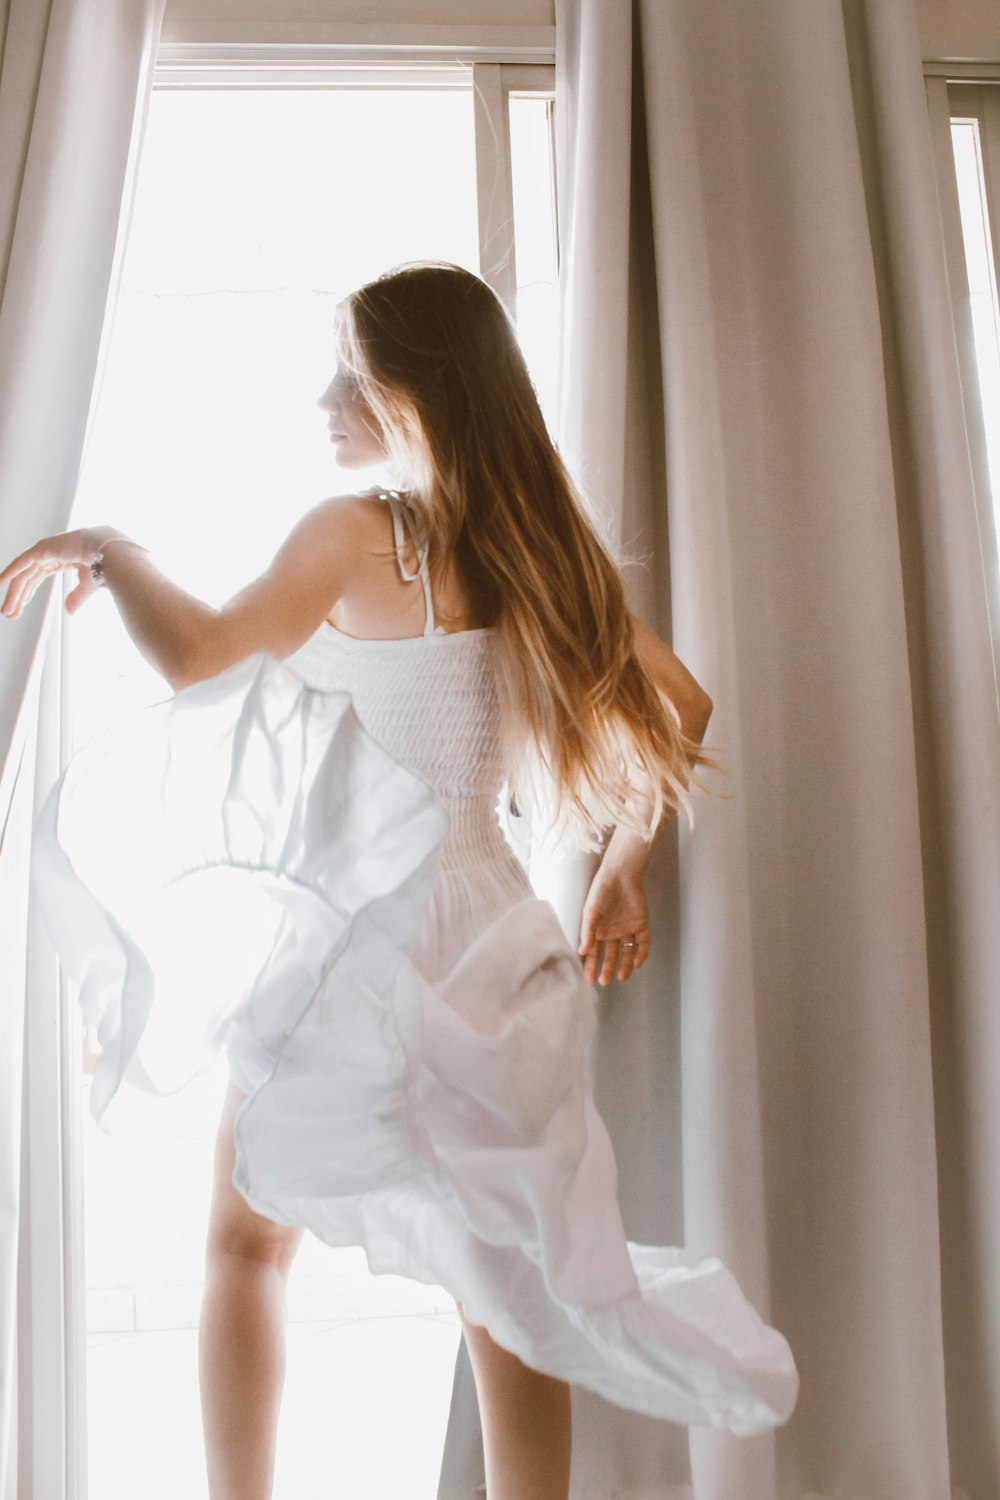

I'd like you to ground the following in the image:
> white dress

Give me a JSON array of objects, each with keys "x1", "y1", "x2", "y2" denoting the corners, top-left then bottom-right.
[{"x1": 31, "y1": 491, "x2": 798, "y2": 1437}]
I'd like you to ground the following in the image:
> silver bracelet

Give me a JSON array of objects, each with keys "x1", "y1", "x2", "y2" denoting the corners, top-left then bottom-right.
[{"x1": 90, "y1": 536, "x2": 149, "y2": 587}]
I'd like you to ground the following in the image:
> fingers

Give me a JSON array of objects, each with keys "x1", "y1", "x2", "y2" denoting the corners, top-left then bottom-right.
[
  {"x1": 0, "y1": 551, "x2": 31, "y2": 589},
  {"x1": 0, "y1": 558, "x2": 29, "y2": 616},
  {"x1": 0, "y1": 561, "x2": 43, "y2": 619},
  {"x1": 578, "y1": 910, "x2": 603, "y2": 986},
  {"x1": 578, "y1": 909, "x2": 595, "y2": 958},
  {"x1": 3, "y1": 562, "x2": 57, "y2": 618},
  {"x1": 1, "y1": 534, "x2": 96, "y2": 619},
  {"x1": 617, "y1": 930, "x2": 651, "y2": 984},
  {"x1": 597, "y1": 938, "x2": 620, "y2": 988},
  {"x1": 1, "y1": 557, "x2": 75, "y2": 618},
  {"x1": 65, "y1": 574, "x2": 98, "y2": 614},
  {"x1": 618, "y1": 939, "x2": 638, "y2": 985},
  {"x1": 578, "y1": 931, "x2": 651, "y2": 988},
  {"x1": 580, "y1": 940, "x2": 600, "y2": 987}
]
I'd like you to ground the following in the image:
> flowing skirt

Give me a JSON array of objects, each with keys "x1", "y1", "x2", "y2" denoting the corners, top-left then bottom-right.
[{"x1": 32, "y1": 652, "x2": 798, "y2": 1436}]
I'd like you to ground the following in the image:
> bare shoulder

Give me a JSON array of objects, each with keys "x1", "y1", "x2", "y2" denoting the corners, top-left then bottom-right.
[
  {"x1": 287, "y1": 491, "x2": 385, "y2": 553},
  {"x1": 293, "y1": 492, "x2": 383, "y2": 540},
  {"x1": 183, "y1": 492, "x2": 388, "y2": 686}
]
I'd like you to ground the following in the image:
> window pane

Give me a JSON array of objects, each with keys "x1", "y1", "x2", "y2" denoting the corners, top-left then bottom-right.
[
  {"x1": 951, "y1": 118, "x2": 1000, "y2": 531},
  {"x1": 509, "y1": 95, "x2": 559, "y2": 434}
]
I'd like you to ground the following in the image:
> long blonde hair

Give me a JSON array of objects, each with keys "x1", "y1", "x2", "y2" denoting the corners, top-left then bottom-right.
[{"x1": 335, "y1": 261, "x2": 720, "y2": 851}]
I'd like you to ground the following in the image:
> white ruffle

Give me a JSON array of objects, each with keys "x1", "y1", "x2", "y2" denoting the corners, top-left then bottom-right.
[{"x1": 32, "y1": 652, "x2": 798, "y2": 1436}]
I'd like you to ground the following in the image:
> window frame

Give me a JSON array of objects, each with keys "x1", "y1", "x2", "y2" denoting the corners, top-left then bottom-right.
[
  {"x1": 945, "y1": 80, "x2": 1000, "y2": 307},
  {"x1": 924, "y1": 68, "x2": 1000, "y2": 603}
]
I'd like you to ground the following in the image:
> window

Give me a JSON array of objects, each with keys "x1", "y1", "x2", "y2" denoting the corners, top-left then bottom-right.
[
  {"x1": 925, "y1": 69, "x2": 1000, "y2": 592},
  {"x1": 948, "y1": 83, "x2": 1000, "y2": 527},
  {"x1": 67, "y1": 55, "x2": 556, "y2": 1500}
]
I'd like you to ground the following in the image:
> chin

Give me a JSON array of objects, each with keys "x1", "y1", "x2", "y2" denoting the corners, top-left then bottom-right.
[{"x1": 336, "y1": 449, "x2": 391, "y2": 475}]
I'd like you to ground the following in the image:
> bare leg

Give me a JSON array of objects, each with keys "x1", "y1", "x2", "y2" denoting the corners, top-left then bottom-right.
[
  {"x1": 457, "y1": 1304, "x2": 571, "y2": 1500},
  {"x1": 200, "y1": 1082, "x2": 303, "y2": 1500}
]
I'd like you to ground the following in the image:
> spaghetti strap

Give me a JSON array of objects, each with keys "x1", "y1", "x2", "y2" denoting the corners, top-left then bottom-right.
[{"x1": 383, "y1": 491, "x2": 444, "y2": 637}]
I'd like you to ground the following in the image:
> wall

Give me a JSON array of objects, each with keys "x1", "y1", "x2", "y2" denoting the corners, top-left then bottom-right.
[
  {"x1": 165, "y1": 0, "x2": 553, "y2": 22},
  {"x1": 162, "y1": 0, "x2": 555, "y2": 46},
  {"x1": 918, "y1": 0, "x2": 1000, "y2": 56},
  {"x1": 163, "y1": 0, "x2": 998, "y2": 61}
]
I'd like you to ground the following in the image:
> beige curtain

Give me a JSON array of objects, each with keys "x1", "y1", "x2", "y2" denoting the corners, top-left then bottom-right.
[
  {"x1": 0, "y1": 2, "x2": 164, "y2": 1493},
  {"x1": 438, "y1": 1, "x2": 1000, "y2": 1496}
]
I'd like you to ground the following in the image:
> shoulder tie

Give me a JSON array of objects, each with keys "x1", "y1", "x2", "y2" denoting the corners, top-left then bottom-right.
[{"x1": 383, "y1": 491, "x2": 446, "y2": 637}]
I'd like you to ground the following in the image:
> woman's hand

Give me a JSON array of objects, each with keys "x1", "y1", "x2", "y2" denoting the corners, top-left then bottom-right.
[
  {"x1": 578, "y1": 848, "x2": 652, "y2": 987},
  {"x1": 0, "y1": 526, "x2": 121, "y2": 619}
]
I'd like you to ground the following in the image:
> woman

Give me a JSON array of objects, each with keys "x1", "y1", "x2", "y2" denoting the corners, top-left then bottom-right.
[{"x1": 1, "y1": 262, "x2": 797, "y2": 1499}]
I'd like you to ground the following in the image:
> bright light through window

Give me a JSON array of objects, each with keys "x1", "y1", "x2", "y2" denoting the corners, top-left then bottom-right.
[
  {"x1": 510, "y1": 95, "x2": 559, "y2": 433},
  {"x1": 73, "y1": 82, "x2": 480, "y2": 729},
  {"x1": 951, "y1": 118, "x2": 1000, "y2": 531},
  {"x1": 71, "y1": 73, "x2": 557, "y2": 1500}
]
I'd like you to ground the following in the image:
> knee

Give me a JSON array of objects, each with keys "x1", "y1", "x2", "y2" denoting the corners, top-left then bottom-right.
[
  {"x1": 206, "y1": 1083, "x2": 302, "y2": 1278},
  {"x1": 205, "y1": 1208, "x2": 302, "y2": 1280}
]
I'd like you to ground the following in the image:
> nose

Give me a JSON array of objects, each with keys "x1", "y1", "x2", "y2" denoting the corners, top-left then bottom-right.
[{"x1": 317, "y1": 378, "x2": 338, "y2": 412}]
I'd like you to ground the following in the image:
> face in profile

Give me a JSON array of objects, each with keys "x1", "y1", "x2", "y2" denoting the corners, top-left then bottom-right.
[{"x1": 316, "y1": 369, "x2": 388, "y2": 469}]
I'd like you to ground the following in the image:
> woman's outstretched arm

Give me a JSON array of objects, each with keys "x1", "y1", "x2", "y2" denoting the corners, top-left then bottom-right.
[{"x1": 0, "y1": 497, "x2": 365, "y2": 690}]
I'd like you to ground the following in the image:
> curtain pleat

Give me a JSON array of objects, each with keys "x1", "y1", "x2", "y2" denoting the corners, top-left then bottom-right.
[
  {"x1": 851, "y1": 12, "x2": 1000, "y2": 1493},
  {"x1": 0, "y1": 3, "x2": 164, "y2": 1494},
  {"x1": 0, "y1": 0, "x2": 163, "y2": 809}
]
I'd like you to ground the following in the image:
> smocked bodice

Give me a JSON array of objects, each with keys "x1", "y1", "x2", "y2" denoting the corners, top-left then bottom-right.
[{"x1": 283, "y1": 623, "x2": 509, "y2": 872}]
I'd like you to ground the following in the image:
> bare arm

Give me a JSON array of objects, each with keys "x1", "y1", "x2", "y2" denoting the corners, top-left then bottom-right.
[
  {"x1": 600, "y1": 614, "x2": 714, "y2": 870},
  {"x1": 578, "y1": 615, "x2": 715, "y2": 986},
  {"x1": 630, "y1": 614, "x2": 714, "y2": 746},
  {"x1": 0, "y1": 497, "x2": 366, "y2": 691}
]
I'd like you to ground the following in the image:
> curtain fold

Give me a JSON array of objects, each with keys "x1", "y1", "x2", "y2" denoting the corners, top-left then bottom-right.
[
  {"x1": 0, "y1": 2, "x2": 164, "y2": 1493},
  {"x1": 854, "y1": 14, "x2": 1000, "y2": 1491},
  {"x1": 0, "y1": 0, "x2": 164, "y2": 814},
  {"x1": 437, "y1": 0, "x2": 999, "y2": 1496}
]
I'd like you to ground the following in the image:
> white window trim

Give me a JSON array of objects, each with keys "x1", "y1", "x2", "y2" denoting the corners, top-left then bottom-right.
[
  {"x1": 924, "y1": 71, "x2": 1000, "y2": 599},
  {"x1": 156, "y1": 26, "x2": 556, "y2": 63},
  {"x1": 947, "y1": 79, "x2": 1000, "y2": 286},
  {"x1": 473, "y1": 63, "x2": 556, "y2": 313},
  {"x1": 18, "y1": 607, "x2": 89, "y2": 1500},
  {"x1": 922, "y1": 57, "x2": 1000, "y2": 81}
]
